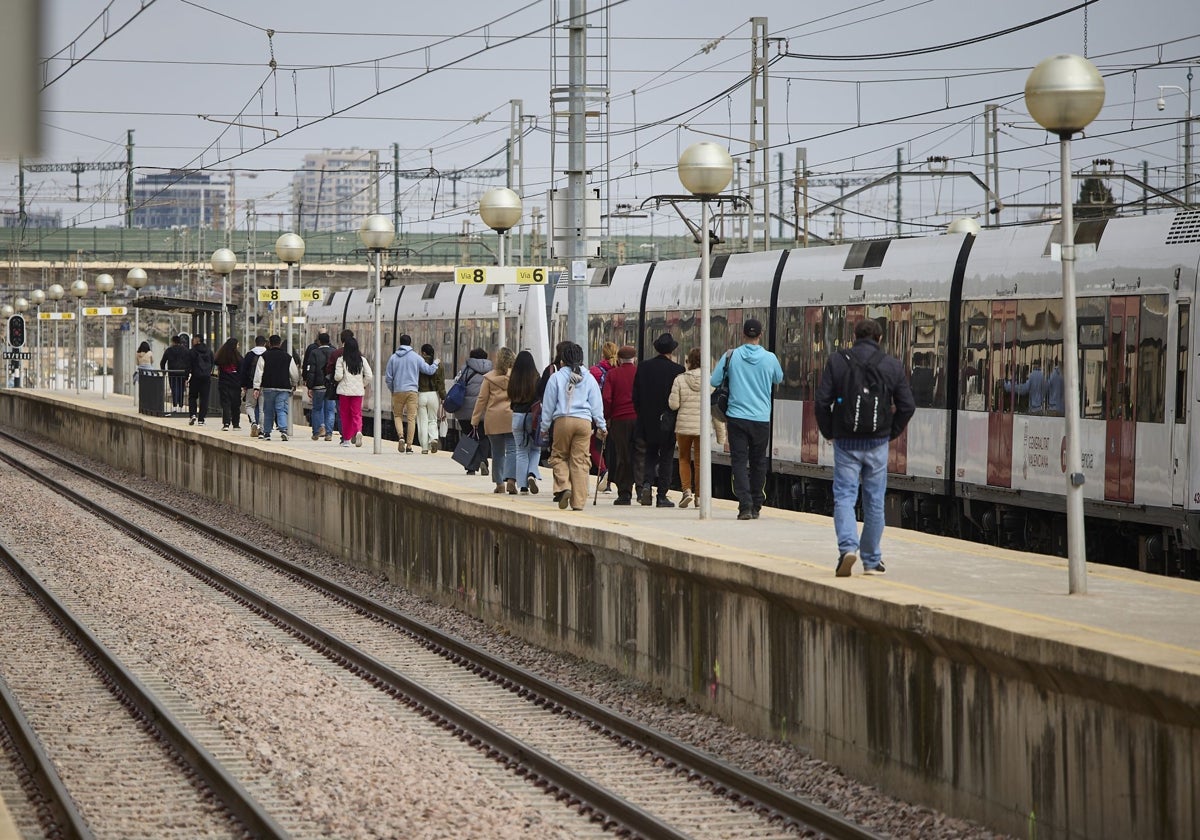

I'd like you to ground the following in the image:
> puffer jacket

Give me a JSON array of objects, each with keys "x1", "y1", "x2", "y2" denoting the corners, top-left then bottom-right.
[
  {"x1": 451, "y1": 358, "x2": 493, "y2": 423},
  {"x1": 668, "y1": 368, "x2": 728, "y2": 443},
  {"x1": 471, "y1": 369, "x2": 513, "y2": 435}
]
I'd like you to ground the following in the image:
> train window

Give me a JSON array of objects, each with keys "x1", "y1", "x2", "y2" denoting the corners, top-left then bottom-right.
[
  {"x1": 776, "y1": 307, "x2": 805, "y2": 400},
  {"x1": 1044, "y1": 299, "x2": 1064, "y2": 415},
  {"x1": 1138, "y1": 295, "x2": 1168, "y2": 423},
  {"x1": 677, "y1": 309, "x2": 700, "y2": 363},
  {"x1": 960, "y1": 301, "x2": 988, "y2": 411},
  {"x1": 1077, "y1": 297, "x2": 1107, "y2": 420},
  {"x1": 591, "y1": 265, "x2": 616, "y2": 286},
  {"x1": 844, "y1": 239, "x2": 891, "y2": 270},
  {"x1": 421, "y1": 284, "x2": 438, "y2": 301},
  {"x1": 1107, "y1": 297, "x2": 1139, "y2": 421},
  {"x1": 1176, "y1": 304, "x2": 1189, "y2": 424},
  {"x1": 1015, "y1": 301, "x2": 1048, "y2": 414},
  {"x1": 888, "y1": 303, "x2": 912, "y2": 395},
  {"x1": 910, "y1": 301, "x2": 945, "y2": 408}
]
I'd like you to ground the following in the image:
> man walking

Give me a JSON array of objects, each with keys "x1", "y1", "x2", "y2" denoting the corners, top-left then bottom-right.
[
  {"x1": 711, "y1": 319, "x2": 783, "y2": 520},
  {"x1": 632, "y1": 333, "x2": 684, "y2": 507},
  {"x1": 303, "y1": 331, "x2": 335, "y2": 440},
  {"x1": 602, "y1": 345, "x2": 640, "y2": 505},
  {"x1": 240, "y1": 334, "x2": 267, "y2": 437},
  {"x1": 161, "y1": 334, "x2": 190, "y2": 415},
  {"x1": 384, "y1": 334, "x2": 440, "y2": 453},
  {"x1": 815, "y1": 318, "x2": 915, "y2": 576},
  {"x1": 252, "y1": 334, "x2": 300, "y2": 441},
  {"x1": 185, "y1": 334, "x2": 214, "y2": 425}
]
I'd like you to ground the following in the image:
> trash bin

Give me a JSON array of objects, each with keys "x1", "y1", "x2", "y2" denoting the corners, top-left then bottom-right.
[{"x1": 138, "y1": 370, "x2": 166, "y2": 416}]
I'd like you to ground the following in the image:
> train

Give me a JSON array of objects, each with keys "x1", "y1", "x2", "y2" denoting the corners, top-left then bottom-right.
[{"x1": 306, "y1": 209, "x2": 1200, "y2": 578}]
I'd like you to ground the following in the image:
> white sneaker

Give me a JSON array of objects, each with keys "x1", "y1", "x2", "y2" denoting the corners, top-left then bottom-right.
[{"x1": 280, "y1": 432, "x2": 289, "y2": 442}]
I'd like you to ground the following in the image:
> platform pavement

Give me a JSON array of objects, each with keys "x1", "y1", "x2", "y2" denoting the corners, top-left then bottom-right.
[
  {"x1": 126, "y1": 393, "x2": 1199, "y2": 661},
  {"x1": 7, "y1": 388, "x2": 1200, "y2": 839}
]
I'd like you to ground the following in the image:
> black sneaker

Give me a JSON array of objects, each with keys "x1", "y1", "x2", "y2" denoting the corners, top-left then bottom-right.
[
  {"x1": 656, "y1": 497, "x2": 675, "y2": 508},
  {"x1": 751, "y1": 508, "x2": 760, "y2": 519},
  {"x1": 638, "y1": 486, "x2": 652, "y2": 506},
  {"x1": 863, "y1": 562, "x2": 887, "y2": 575},
  {"x1": 188, "y1": 415, "x2": 197, "y2": 426},
  {"x1": 737, "y1": 511, "x2": 753, "y2": 520},
  {"x1": 196, "y1": 419, "x2": 205, "y2": 426},
  {"x1": 613, "y1": 497, "x2": 632, "y2": 506},
  {"x1": 280, "y1": 432, "x2": 288, "y2": 442},
  {"x1": 836, "y1": 552, "x2": 858, "y2": 577}
]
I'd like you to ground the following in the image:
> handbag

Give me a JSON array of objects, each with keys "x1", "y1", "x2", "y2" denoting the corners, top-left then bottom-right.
[
  {"x1": 451, "y1": 432, "x2": 481, "y2": 468},
  {"x1": 711, "y1": 351, "x2": 733, "y2": 421},
  {"x1": 528, "y1": 400, "x2": 545, "y2": 447},
  {"x1": 660, "y1": 407, "x2": 678, "y2": 435}
]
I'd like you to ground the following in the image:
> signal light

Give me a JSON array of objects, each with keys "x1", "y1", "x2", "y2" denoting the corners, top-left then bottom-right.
[{"x1": 7, "y1": 314, "x2": 25, "y2": 348}]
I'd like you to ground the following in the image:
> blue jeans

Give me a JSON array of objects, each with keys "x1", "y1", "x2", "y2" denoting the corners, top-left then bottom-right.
[
  {"x1": 311, "y1": 389, "x2": 335, "y2": 436},
  {"x1": 261, "y1": 388, "x2": 290, "y2": 438},
  {"x1": 487, "y1": 432, "x2": 516, "y2": 483},
  {"x1": 512, "y1": 413, "x2": 543, "y2": 483},
  {"x1": 832, "y1": 440, "x2": 889, "y2": 568}
]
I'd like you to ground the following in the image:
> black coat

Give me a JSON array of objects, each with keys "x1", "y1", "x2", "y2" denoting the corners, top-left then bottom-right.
[
  {"x1": 632, "y1": 354, "x2": 684, "y2": 443},
  {"x1": 161, "y1": 343, "x2": 189, "y2": 376}
]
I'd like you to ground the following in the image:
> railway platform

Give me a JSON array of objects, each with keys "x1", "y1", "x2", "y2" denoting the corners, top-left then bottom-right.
[{"x1": 1, "y1": 387, "x2": 1197, "y2": 840}]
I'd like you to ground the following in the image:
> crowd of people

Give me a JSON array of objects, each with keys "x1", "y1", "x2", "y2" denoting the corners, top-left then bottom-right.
[{"x1": 146, "y1": 315, "x2": 914, "y2": 577}]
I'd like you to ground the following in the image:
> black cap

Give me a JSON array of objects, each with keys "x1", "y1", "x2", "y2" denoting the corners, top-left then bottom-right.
[{"x1": 743, "y1": 318, "x2": 763, "y2": 338}]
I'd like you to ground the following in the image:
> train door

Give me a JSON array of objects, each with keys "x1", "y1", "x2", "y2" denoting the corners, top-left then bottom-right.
[
  {"x1": 1172, "y1": 302, "x2": 1189, "y2": 507},
  {"x1": 800, "y1": 306, "x2": 823, "y2": 464},
  {"x1": 987, "y1": 300, "x2": 1017, "y2": 487},
  {"x1": 887, "y1": 303, "x2": 911, "y2": 474},
  {"x1": 1105, "y1": 296, "x2": 1138, "y2": 503}
]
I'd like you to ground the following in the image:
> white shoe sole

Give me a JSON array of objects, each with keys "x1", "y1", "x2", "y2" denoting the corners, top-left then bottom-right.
[{"x1": 836, "y1": 553, "x2": 857, "y2": 578}]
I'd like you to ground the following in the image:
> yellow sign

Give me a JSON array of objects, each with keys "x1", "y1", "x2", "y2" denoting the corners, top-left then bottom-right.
[
  {"x1": 83, "y1": 306, "x2": 127, "y2": 316},
  {"x1": 454, "y1": 266, "x2": 548, "y2": 285},
  {"x1": 39, "y1": 312, "x2": 75, "y2": 320},
  {"x1": 257, "y1": 288, "x2": 322, "y2": 302}
]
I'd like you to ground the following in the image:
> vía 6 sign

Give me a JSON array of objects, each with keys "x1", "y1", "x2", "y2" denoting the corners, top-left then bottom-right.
[{"x1": 257, "y1": 288, "x2": 322, "y2": 302}]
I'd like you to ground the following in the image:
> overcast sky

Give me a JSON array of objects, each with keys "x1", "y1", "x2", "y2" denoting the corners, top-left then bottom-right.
[{"x1": 6, "y1": 0, "x2": 1199, "y2": 240}]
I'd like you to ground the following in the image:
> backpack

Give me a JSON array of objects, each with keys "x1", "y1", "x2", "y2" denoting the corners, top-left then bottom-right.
[
  {"x1": 305, "y1": 346, "x2": 331, "y2": 388},
  {"x1": 837, "y1": 347, "x2": 893, "y2": 436},
  {"x1": 443, "y1": 367, "x2": 476, "y2": 413}
]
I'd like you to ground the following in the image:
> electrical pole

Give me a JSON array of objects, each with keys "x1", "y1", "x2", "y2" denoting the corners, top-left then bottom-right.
[
  {"x1": 126, "y1": 130, "x2": 134, "y2": 229},
  {"x1": 393, "y1": 143, "x2": 401, "y2": 237},
  {"x1": 510, "y1": 99, "x2": 525, "y2": 265},
  {"x1": 567, "y1": 0, "x2": 588, "y2": 349},
  {"x1": 896, "y1": 148, "x2": 903, "y2": 238},
  {"x1": 749, "y1": 17, "x2": 769, "y2": 251}
]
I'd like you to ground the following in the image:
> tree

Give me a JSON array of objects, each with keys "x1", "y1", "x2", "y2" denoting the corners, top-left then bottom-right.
[{"x1": 1075, "y1": 177, "x2": 1116, "y2": 219}]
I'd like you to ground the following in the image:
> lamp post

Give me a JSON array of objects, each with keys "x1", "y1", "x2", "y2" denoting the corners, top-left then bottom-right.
[
  {"x1": 210, "y1": 248, "x2": 237, "y2": 341},
  {"x1": 47, "y1": 284, "x2": 63, "y2": 389},
  {"x1": 678, "y1": 142, "x2": 734, "y2": 521},
  {"x1": 478, "y1": 188, "x2": 523, "y2": 351},
  {"x1": 274, "y1": 233, "x2": 305, "y2": 357},
  {"x1": 358, "y1": 214, "x2": 396, "y2": 455},
  {"x1": 1025, "y1": 53, "x2": 1105, "y2": 594},
  {"x1": 125, "y1": 268, "x2": 147, "y2": 357},
  {"x1": 95, "y1": 273, "x2": 114, "y2": 399},
  {"x1": 1158, "y1": 73, "x2": 1194, "y2": 205},
  {"x1": 69, "y1": 279, "x2": 88, "y2": 393},
  {"x1": 29, "y1": 290, "x2": 44, "y2": 387}
]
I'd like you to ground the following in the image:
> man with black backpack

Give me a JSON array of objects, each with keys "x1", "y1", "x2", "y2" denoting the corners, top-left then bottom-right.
[
  {"x1": 816, "y1": 318, "x2": 915, "y2": 577},
  {"x1": 303, "y1": 331, "x2": 335, "y2": 441}
]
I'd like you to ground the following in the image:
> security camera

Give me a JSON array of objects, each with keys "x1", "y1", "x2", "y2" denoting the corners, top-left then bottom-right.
[{"x1": 1157, "y1": 97, "x2": 1166, "y2": 111}]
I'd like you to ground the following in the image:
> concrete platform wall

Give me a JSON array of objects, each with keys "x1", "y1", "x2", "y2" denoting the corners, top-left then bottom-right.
[{"x1": 4, "y1": 391, "x2": 1197, "y2": 840}]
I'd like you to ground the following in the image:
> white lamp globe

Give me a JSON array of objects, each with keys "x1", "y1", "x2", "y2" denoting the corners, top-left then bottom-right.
[
  {"x1": 1025, "y1": 54, "x2": 1105, "y2": 136},
  {"x1": 678, "y1": 142, "x2": 734, "y2": 198},
  {"x1": 47, "y1": 284, "x2": 64, "y2": 301},
  {"x1": 210, "y1": 248, "x2": 237, "y2": 275},
  {"x1": 1, "y1": 305, "x2": 12, "y2": 318},
  {"x1": 14, "y1": 297, "x2": 28, "y2": 312},
  {"x1": 70, "y1": 279, "x2": 88, "y2": 299},
  {"x1": 275, "y1": 233, "x2": 305, "y2": 264},
  {"x1": 95, "y1": 274, "x2": 114, "y2": 294},
  {"x1": 947, "y1": 217, "x2": 982, "y2": 236},
  {"x1": 31, "y1": 289, "x2": 46, "y2": 306},
  {"x1": 125, "y1": 267, "x2": 148, "y2": 289},
  {"x1": 478, "y1": 188, "x2": 523, "y2": 234},
  {"x1": 358, "y1": 214, "x2": 396, "y2": 250}
]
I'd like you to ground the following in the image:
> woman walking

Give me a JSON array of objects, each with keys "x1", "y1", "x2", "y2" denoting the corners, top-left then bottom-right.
[
  {"x1": 416, "y1": 343, "x2": 446, "y2": 453},
  {"x1": 472, "y1": 347, "x2": 517, "y2": 494},
  {"x1": 449, "y1": 348, "x2": 493, "y2": 475},
  {"x1": 539, "y1": 343, "x2": 607, "y2": 511},
  {"x1": 508, "y1": 350, "x2": 543, "y2": 494},
  {"x1": 134, "y1": 341, "x2": 154, "y2": 384},
  {"x1": 334, "y1": 336, "x2": 372, "y2": 447},
  {"x1": 213, "y1": 338, "x2": 243, "y2": 431}
]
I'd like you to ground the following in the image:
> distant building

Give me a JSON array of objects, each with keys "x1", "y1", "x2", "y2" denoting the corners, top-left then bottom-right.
[
  {"x1": 292, "y1": 149, "x2": 378, "y2": 233},
  {"x1": 131, "y1": 171, "x2": 227, "y2": 229},
  {"x1": 2, "y1": 210, "x2": 61, "y2": 228}
]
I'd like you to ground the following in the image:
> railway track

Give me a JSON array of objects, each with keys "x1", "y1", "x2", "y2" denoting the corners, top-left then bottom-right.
[{"x1": 0, "y1": 431, "x2": 882, "y2": 839}]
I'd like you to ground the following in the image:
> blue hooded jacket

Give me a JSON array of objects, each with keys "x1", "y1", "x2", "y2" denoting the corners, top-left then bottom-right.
[
  {"x1": 710, "y1": 343, "x2": 783, "y2": 423},
  {"x1": 384, "y1": 344, "x2": 439, "y2": 393}
]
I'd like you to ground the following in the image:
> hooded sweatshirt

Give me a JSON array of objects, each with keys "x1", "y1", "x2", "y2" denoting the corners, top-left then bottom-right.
[
  {"x1": 710, "y1": 343, "x2": 783, "y2": 423},
  {"x1": 384, "y1": 344, "x2": 440, "y2": 394},
  {"x1": 239, "y1": 346, "x2": 266, "y2": 389}
]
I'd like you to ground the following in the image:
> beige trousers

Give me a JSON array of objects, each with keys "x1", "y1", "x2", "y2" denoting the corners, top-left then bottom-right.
[{"x1": 550, "y1": 416, "x2": 594, "y2": 509}]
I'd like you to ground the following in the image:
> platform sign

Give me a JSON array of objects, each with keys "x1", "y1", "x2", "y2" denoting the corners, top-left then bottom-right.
[
  {"x1": 454, "y1": 266, "x2": 548, "y2": 285},
  {"x1": 82, "y1": 306, "x2": 127, "y2": 316},
  {"x1": 38, "y1": 312, "x2": 75, "y2": 320},
  {"x1": 2, "y1": 351, "x2": 31, "y2": 360},
  {"x1": 257, "y1": 288, "x2": 322, "y2": 302}
]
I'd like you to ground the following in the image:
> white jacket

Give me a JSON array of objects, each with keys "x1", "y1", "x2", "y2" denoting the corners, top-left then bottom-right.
[{"x1": 334, "y1": 355, "x2": 373, "y2": 397}]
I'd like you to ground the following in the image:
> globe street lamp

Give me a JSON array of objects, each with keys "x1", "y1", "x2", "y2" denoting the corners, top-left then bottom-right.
[
  {"x1": 125, "y1": 267, "x2": 148, "y2": 357},
  {"x1": 47, "y1": 284, "x2": 64, "y2": 389},
  {"x1": 210, "y1": 248, "x2": 237, "y2": 342},
  {"x1": 29, "y1": 290, "x2": 44, "y2": 387},
  {"x1": 678, "y1": 141, "x2": 734, "y2": 520},
  {"x1": 69, "y1": 278, "x2": 88, "y2": 393},
  {"x1": 478, "y1": 187, "x2": 523, "y2": 352},
  {"x1": 274, "y1": 233, "x2": 305, "y2": 357},
  {"x1": 96, "y1": 273, "x2": 114, "y2": 399},
  {"x1": 1025, "y1": 53, "x2": 1105, "y2": 595},
  {"x1": 358, "y1": 214, "x2": 396, "y2": 455}
]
